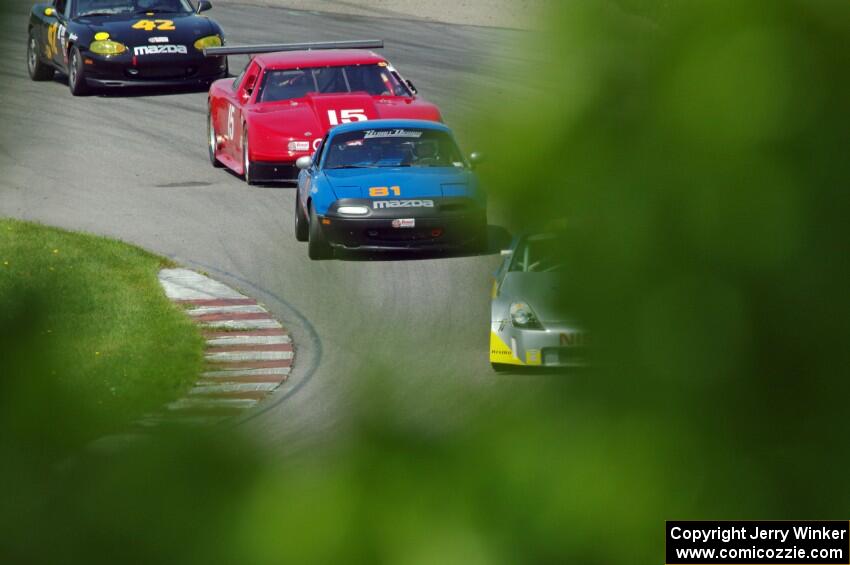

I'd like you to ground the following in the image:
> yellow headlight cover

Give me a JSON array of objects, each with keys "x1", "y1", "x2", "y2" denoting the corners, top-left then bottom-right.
[
  {"x1": 194, "y1": 35, "x2": 222, "y2": 51},
  {"x1": 94, "y1": 31, "x2": 109, "y2": 40},
  {"x1": 89, "y1": 40, "x2": 126, "y2": 55}
]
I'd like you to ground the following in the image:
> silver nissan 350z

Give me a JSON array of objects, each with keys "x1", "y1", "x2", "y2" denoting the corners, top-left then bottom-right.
[{"x1": 489, "y1": 231, "x2": 588, "y2": 371}]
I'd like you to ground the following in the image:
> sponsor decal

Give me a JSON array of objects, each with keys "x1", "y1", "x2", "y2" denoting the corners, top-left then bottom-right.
[
  {"x1": 69, "y1": 33, "x2": 78, "y2": 42},
  {"x1": 288, "y1": 141, "x2": 310, "y2": 152},
  {"x1": 560, "y1": 332, "x2": 587, "y2": 347},
  {"x1": 148, "y1": 36, "x2": 169, "y2": 43},
  {"x1": 364, "y1": 129, "x2": 423, "y2": 139},
  {"x1": 372, "y1": 200, "x2": 434, "y2": 209},
  {"x1": 391, "y1": 219, "x2": 415, "y2": 228},
  {"x1": 133, "y1": 44, "x2": 187, "y2": 56}
]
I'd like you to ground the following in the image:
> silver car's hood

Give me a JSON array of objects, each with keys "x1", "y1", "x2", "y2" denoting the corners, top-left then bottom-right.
[{"x1": 499, "y1": 272, "x2": 570, "y2": 323}]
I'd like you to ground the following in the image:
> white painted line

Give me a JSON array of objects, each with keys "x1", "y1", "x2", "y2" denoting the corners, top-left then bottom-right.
[
  {"x1": 167, "y1": 398, "x2": 258, "y2": 410},
  {"x1": 190, "y1": 382, "x2": 279, "y2": 395},
  {"x1": 159, "y1": 268, "x2": 246, "y2": 301},
  {"x1": 205, "y1": 334, "x2": 291, "y2": 346},
  {"x1": 205, "y1": 350, "x2": 293, "y2": 362},
  {"x1": 187, "y1": 305, "x2": 267, "y2": 316},
  {"x1": 202, "y1": 367, "x2": 291, "y2": 378},
  {"x1": 201, "y1": 319, "x2": 283, "y2": 330}
]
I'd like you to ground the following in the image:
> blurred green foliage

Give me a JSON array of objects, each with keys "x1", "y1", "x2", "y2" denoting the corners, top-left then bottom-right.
[{"x1": 2, "y1": 1, "x2": 849, "y2": 563}]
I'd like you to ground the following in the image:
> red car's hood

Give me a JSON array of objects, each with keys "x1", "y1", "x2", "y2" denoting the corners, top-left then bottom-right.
[{"x1": 245, "y1": 93, "x2": 442, "y2": 161}]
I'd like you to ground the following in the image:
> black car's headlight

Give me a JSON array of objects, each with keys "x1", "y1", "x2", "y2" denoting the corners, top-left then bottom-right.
[
  {"x1": 510, "y1": 302, "x2": 543, "y2": 330},
  {"x1": 89, "y1": 39, "x2": 127, "y2": 55},
  {"x1": 194, "y1": 35, "x2": 222, "y2": 51}
]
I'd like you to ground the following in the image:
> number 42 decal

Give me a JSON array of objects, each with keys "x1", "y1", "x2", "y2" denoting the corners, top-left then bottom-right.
[
  {"x1": 132, "y1": 19, "x2": 175, "y2": 31},
  {"x1": 327, "y1": 109, "x2": 367, "y2": 126}
]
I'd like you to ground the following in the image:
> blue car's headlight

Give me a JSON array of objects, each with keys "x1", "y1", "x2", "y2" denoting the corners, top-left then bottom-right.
[{"x1": 337, "y1": 206, "x2": 369, "y2": 216}]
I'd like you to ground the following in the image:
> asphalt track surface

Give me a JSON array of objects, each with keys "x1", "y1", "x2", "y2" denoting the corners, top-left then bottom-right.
[{"x1": 0, "y1": 1, "x2": 527, "y2": 447}]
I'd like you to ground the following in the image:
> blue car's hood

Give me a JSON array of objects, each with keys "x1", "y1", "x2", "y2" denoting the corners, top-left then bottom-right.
[{"x1": 323, "y1": 167, "x2": 473, "y2": 199}]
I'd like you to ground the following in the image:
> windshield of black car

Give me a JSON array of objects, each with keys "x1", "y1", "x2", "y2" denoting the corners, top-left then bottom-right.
[
  {"x1": 510, "y1": 235, "x2": 565, "y2": 273},
  {"x1": 257, "y1": 64, "x2": 410, "y2": 102},
  {"x1": 323, "y1": 129, "x2": 465, "y2": 170},
  {"x1": 75, "y1": 0, "x2": 192, "y2": 17}
]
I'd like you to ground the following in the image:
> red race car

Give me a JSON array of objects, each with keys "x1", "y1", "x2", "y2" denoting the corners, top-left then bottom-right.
[{"x1": 204, "y1": 40, "x2": 443, "y2": 184}]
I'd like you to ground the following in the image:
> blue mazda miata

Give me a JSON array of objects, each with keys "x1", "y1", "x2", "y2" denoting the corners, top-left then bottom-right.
[{"x1": 294, "y1": 119, "x2": 487, "y2": 259}]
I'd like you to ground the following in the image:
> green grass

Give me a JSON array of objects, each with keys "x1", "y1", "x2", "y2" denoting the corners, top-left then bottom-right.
[{"x1": 0, "y1": 218, "x2": 205, "y2": 441}]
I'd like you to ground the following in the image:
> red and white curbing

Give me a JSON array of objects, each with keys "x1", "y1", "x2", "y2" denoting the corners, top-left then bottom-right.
[{"x1": 142, "y1": 268, "x2": 293, "y2": 426}]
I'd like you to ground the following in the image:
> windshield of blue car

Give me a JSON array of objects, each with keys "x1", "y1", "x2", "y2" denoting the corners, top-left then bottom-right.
[
  {"x1": 323, "y1": 128, "x2": 465, "y2": 170},
  {"x1": 510, "y1": 234, "x2": 565, "y2": 273},
  {"x1": 75, "y1": 0, "x2": 193, "y2": 17},
  {"x1": 257, "y1": 65, "x2": 410, "y2": 102}
]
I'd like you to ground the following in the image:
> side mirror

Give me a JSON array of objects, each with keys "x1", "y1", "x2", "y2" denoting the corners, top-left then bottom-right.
[
  {"x1": 196, "y1": 0, "x2": 212, "y2": 12},
  {"x1": 469, "y1": 152, "x2": 485, "y2": 167},
  {"x1": 405, "y1": 79, "x2": 418, "y2": 95},
  {"x1": 44, "y1": 7, "x2": 55, "y2": 15},
  {"x1": 241, "y1": 76, "x2": 255, "y2": 101},
  {"x1": 296, "y1": 156, "x2": 313, "y2": 170}
]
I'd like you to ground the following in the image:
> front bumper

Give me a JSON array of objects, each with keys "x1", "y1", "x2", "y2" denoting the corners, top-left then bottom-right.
[
  {"x1": 249, "y1": 162, "x2": 299, "y2": 183},
  {"x1": 319, "y1": 198, "x2": 487, "y2": 251},
  {"x1": 490, "y1": 322, "x2": 588, "y2": 368},
  {"x1": 82, "y1": 51, "x2": 227, "y2": 88}
]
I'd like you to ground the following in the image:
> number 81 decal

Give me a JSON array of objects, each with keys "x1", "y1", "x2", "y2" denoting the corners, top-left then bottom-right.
[{"x1": 369, "y1": 186, "x2": 401, "y2": 197}]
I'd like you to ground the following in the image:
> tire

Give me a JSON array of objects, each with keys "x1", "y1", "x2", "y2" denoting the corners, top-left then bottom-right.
[
  {"x1": 294, "y1": 196, "x2": 308, "y2": 241},
  {"x1": 242, "y1": 125, "x2": 255, "y2": 185},
  {"x1": 68, "y1": 46, "x2": 89, "y2": 96},
  {"x1": 27, "y1": 33, "x2": 54, "y2": 81},
  {"x1": 307, "y1": 204, "x2": 333, "y2": 260},
  {"x1": 208, "y1": 112, "x2": 223, "y2": 168}
]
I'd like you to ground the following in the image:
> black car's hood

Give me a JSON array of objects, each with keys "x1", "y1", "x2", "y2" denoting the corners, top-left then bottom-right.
[{"x1": 76, "y1": 12, "x2": 214, "y2": 47}]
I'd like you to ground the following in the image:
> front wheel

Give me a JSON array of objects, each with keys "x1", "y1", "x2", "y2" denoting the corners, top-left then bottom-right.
[
  {"x1": 294, "y1": 196, "x2": 308, "y2": 241},
  {"x1": 307, "y1": 204, "x2": 333, "y2": 260},
  {"x1": 68, "y1": 46, "x2": 89, "y2": 96},
  {"x1": 27, "y1": 34, "x2": 54, "y2": 81},
  {"x1": 242, "y1": 125, "x2": 255, "y2": 185}
]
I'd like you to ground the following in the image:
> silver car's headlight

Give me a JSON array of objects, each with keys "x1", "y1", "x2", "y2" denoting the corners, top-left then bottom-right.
[
  {"x1": 510, "y1": 302, "x2": 543, "y2": 329},
  {"x1": 337, "y1": 206, "x2": 369, "y2": 216}
]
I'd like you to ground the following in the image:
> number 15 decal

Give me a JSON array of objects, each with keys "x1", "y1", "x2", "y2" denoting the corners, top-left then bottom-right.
[{"x1": 327, "y1": 109, "x2": 367, "y2": 126}]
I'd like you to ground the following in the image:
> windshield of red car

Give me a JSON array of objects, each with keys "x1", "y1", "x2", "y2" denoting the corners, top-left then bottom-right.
[
  {"x1": 257, "y1": 64, "x2": 410, "y2": 102},
  {"x1": 75, "y1": 0, "x2": 193, "y2": 17},
  {"x1": 324, "y1": 128, "x2": 465, "y2": 170}
]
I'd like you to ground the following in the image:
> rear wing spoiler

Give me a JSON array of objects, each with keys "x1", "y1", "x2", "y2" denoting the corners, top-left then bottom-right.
[{"x1": 203, "y1": 39, "x2": 384, "y2": 57}]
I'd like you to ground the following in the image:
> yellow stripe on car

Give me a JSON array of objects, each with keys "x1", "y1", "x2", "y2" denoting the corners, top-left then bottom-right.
[{"x1": 489, "y1": 331, "x2": 524, "y2": 365}]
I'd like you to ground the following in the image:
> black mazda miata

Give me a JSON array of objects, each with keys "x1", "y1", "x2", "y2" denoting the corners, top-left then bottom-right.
[{"x1": 27, "y1": 0, "x2": 227, "y2": 95}]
